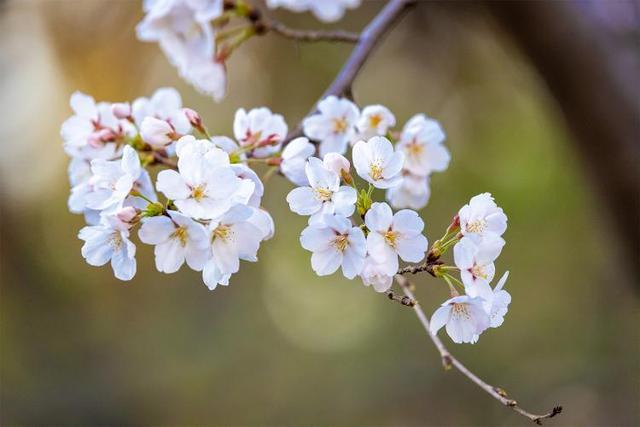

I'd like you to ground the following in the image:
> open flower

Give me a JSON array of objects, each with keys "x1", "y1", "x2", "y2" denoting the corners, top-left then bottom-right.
[
  {"x1": 156, "y1": 146, "x2": 242, "y2": 219},
  {"x1": 85, "y1": 146, "x2": 142, "y2": 213},
  {"x1": 286, "y1": 157, "x2": 357, "y2": 219},
  {"x1": 458, "y1": 193, "x2": 508, "y2": 239},
  {"x1": 356, "y1": 105, "x2": 396, "y2": 139},
  {"x1": 303, "y1": 96, "x2": 359, "y2": 157},
  {"x1": 484, "y1": 271, "x2": 511, "y2": 328},
  {"x1": 454, "y1": 236, "x2": 505, "y2": 300},
  {"x1": 364, "y1": 202, "x2": 428, "y2": 275},
  {"x1": 138, "y1": 210, "x2": 209, "y2": 273},
  {"x1": 266, "y1": 0, "x2": 361, "y2": 23},
  {"x1": 352, "y1": 136, "x2": 404, "y2": 189},
  {"x1": 386, "y1": 172, "x2": 431, "y2": 210},
  {"x1": 280, "y1": 137, "x2": 315, "y2": 186},
  {"x1": 397, "y1": 114, "x2": 450, "y2": 176},
  {"x1": 234, "y1": 107, "x2": 288, "y2": 158},
  {"x1": 136, "y1": 0, "x2": 226, "y2": 101},
  {"x1": 78, "y1": 216, "x2": 136, "y2": 281},
  {"x1": 300, "y1": 214, "x2": 366, "y2": 279},
  {"x1": 359, "y1": 256, "x2": 393, "y2": 293},
  {"x1": 430, "y1": 295, "x2": 490, "y2": 344},
  {"x1": 131, "y1": 87, "x2": 191, "y2": 135}
]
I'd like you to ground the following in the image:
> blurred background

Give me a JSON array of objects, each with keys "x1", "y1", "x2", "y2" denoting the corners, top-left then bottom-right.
[{"x1": 1, "y1": 0, "x2": 638, "y2": 425}]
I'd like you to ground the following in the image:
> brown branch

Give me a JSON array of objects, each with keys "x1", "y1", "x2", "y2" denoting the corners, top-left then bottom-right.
[
  {"x1": 284, "y1": 0, "x2": 417, "y2": 144},
  {"x1": 265, "y1": 20, "x2": 359, "y2": 43},
  {"x1": 395, "y1": 274, "x2": 562, "y2": 425}
]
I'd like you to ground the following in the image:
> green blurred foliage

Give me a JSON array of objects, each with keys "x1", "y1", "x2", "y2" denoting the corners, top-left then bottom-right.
[{"x1": 1, "y1": 1, "x2": 638, "y2": 426}]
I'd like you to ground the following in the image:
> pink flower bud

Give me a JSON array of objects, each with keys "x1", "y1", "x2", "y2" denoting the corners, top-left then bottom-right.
[
  {"x1": 116, "y1": 206, "x2": 137, "y2": 223},
  {"x1": 183, "y1": 108, "x2": 202, "y2": 129},
  {"x1": 87, "y1": 128, "x2": 115, "y2": 147},
  {"x1": 323, "y1": 152, "x2": 350, "y2": 175},
  {"x1": 140, "y1": 117, "x2": 175, "y2": 146},
  {"x1": 112, "y1": 102, "x2": 132, "y2": 119}
]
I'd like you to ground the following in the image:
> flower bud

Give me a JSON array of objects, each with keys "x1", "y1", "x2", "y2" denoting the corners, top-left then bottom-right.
[
  {"x1": 183, "y1": 108, "x2": 202, "y2": 129},
  {"x1": 87, "y1": 128, "x2": 116, "y2": 147},
  {"x1": 323, "y1": 152, "x2": 350, "y2": 175},
  {"x1": 116, "y1": 206, "x2": 138, "y2": 223},
  {"x1": 112, "y1": 102, "x2": 132, "y2": 120},
  {"x1": 140, "y1": 117, "x2": 175, "y2": 146}
]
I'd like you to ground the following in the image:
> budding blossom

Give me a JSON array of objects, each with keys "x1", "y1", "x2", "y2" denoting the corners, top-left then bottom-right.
[
  {"x1": 300, "y1": 214, "x2": 366, "y2": 279},
  {"x1": 352, "y1": 136, "x2": 404, "y2": 189},
  {"x1": 136, "y1": 0, "x2": 227, "y2": 101},
  {"x1": 303, "y1": 96, "x2": 359, "y2": 157},
  {"x1": 234, "y1": 107, "x2": 288, "y2": 158},
  {"x1": 323, "y1": 152, "x2": 351, "y2": 177},
  {"x1": 266, "y1": 0, "x2": 362, "y2": 23},
  {"x1": 132, "y1": 87, "x2": 191, "y2": 135}
]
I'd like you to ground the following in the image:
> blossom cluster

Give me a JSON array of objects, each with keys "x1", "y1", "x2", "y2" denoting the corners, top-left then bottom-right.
[{"x1": 62, "y1": 87, "x2": 279, "y2": 290}]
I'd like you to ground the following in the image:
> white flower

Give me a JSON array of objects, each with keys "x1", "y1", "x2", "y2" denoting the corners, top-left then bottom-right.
[
  {"x1": 352, "y1": 136, "x2": 404, "y2": 189},
  {"x1": 175, "y1": 134, "x2": 214, "y2": 157},
  {"x1": 360, "y1": 256, "x2": 393, "y2": 293},
  {"x1": 458, "y1": 193, "x2": 508, "y2": 238},
  {"x1": 140, "y1": 116, "x2": 178, "y2": 146},
  {"x1": 356, "y1": 105, "x2": 396, "y2": 139},
  {"x1": 131, "y1": 87, "x2": 191, "y2": 135},
  {"x1": 138, "y1": 210, "x2": 209, "y2": 273},
  {"x1": 156, "y1": 145, "x2": 244, "y2": 219},
  {"x1": 286, "y1": 157, "x2": 357, "y2": 219},
  {"x1": 202, "y1": 260, "x2": 231, "y2": 291},
  {"x1": 454, "y1": 236, "x2": 505, "y2": 300},
  {"x1": 484, "y1": 271, "x2": 511, "y2": 328},
  {"x1": 231, "y1": 164, "x2": 264, "y2": 208},
  {"x1": 300, "y1": 214, "x2": 366, "y2": 279},
  {"x1": 430, "y1": 295, "x2": 490, "y2": 344},
  {"x1": 386, "y1": 172, "x2": 431, "y2": 210},
  {"x1": 397, "y1": 114, "x2": 450, "y2": 176},
  {"x1": 323, "y1": 152, "x2": 350, "y2": 176},
  {"x1": 280, "y1": 137, "x2": 315, "y2": 186},
  {"x1": 233, "y1": 107, "x2": 288, "y2": 158},
  {"x1": 85, "y1": 146, "x2": 142, "y2": 213},
  {"x1": 303, "y1": 96, "x2": 359, "y2": 157},
  {"x1": 78, "y1": 217, "x2": 136, "y2": 281},
  {"x1": 207, "y1": 204, "x2": 263, "y2": 275},
  {"x1": 364, "y1": 202, "x2": 428, "y2": 275},
  {"x1": 136, "y1": 0, "x2": 226, "y2": 101},
  {"x1": 266, "y1": 0, "x2": 361, "y2": 23}
]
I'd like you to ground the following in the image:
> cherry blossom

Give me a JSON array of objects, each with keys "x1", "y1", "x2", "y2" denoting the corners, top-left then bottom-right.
[
  {"x1": 280, "y1": 137, "x2": 315, "y2": 186},
  {"x1": 138, "y1": 210, "x2": 210, "y2": 273},
  {"x1": 454, "y1": 235, "x2": 505, "y2": 300},
  {"x1": 300, "y1": 214, "x2": 366, "y2": 279},
  {"x1": 458, "y1": 193, "x2": 508, "y2": 239},
  {"x1": 364, "y1": 202, "x2": 428, "y2": 275},
  {"x1": 397, "y1": 114, "x2": 450, "y2": 177},
  {"x1": 360, "y1": 256, "x2": 394, "y2": 293},
  {"x1": 386, "y1": 172, "x2": 430, "y2": 210},
  {"x1": 286, "y1": 157, "x2": 357, "y2": 219},
  {"x1": 303, "y1": 96, "x2": 359, "y2": 157},
  {"x1": 484, "y1": 271, "x2": 511, "y2": 328},
  {"x1": 356, "y1": 104, "x2": 396, "y2": 139},
  {"x1": 266, "y1": 0, "x2": 361, "y2": 23},
  {"x1": 352, "y1": 136, "x2": 404, "y2": 189},
  {"x1": 323, "y1": 152, "x2": 350, "y2": 177},
  {"x1": 430, "y1": 295, "x2": 490, "y2": 344},
  {"x1": 131, "y1": 87, "x2": 191, "y2": 135},
  {"x1": 233, "y1": 107, "x2": 288, "y2": 158}
]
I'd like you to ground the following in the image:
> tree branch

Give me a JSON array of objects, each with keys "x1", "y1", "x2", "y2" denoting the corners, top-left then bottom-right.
[
  {"x1": 265, "y1": 20, "x2": 359, "y2": 43},
  {"x1": 284, "y1": 0, "x2": 417, "y2": 144},
  {"x1": 394, "y1": 274, "x2": 562, "y2": 425}
]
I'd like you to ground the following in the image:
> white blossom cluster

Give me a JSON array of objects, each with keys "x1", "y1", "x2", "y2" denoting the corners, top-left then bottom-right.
[
  {"x1": 430, "y1": 193, "x2": 511, "y2": 344},
  {"x1": 266, "y1": 0, "x2": 361, "y2": 22},
  {"x1": 301, "y1": 96, "x2": 450, "y2": 210},
  {"x1": 61, "y1": 87, "x2": 278, "y2": 290}
]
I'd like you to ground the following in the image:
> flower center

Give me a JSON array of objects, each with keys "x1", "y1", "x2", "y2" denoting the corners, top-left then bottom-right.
[
  {"x1": 452, "y1": 303, "x2": 471, "y2": 320},
  {"x1": 370, "y1": 161, "x2": 384, "y2": 181},
  {"x1": 333, "y1": 234, "x2": 349, "y2": 252},
  {"x1": 384, "y1": 230, "x2": 398, "y2": 248},
  {"x1": 470, "y1": 264, "x2": 487, "y2": 280},
  {"x1": 191, "y1": 184, "x2": 206, "y2": 201},
  {"x1": 369, "y1": 114, "x2": 382, "y2": 128},
  {"x1": 110, "y1": 232, "x2": 122, "y2": 250},
  {"x1": 213, "y1": 224, "x2": 231, "y2": 241},
  {"x1": 332, "y1": 117, "x2": 348, "y2": 134},
  {"x1": 171, "y1": 226, "x2": 188, "y2": 247},
  {"x1": 406, "y1": 141, "x2": 424, "y2": 158},
  {"x1": 466, "y1": 219, "x2": 487, "y2": 233},
  {"x1": 314, "y1": 187, "x2": 333, "y2": 202}
]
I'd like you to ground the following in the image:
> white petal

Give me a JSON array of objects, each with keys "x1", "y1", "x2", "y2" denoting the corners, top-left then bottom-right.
[
  {"x1": 395, "y1": 234, "x2": 428, "y2": 263},
  {"x1": 286, "y1": 187, "x2": 322, "y2": 216},
  {"x1": 310, "y1": 248, "x2": 342, "y2": 276},
  {"x1": 364, "y1": 202, "x2": 393, "y2": 232},
  {"x1": 429, "y1": 305, "x2": 450, "y2": 335}
]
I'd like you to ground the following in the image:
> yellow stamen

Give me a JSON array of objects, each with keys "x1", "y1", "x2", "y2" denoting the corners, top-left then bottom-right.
[
  {"x1": 466, "y1": 219, "x2": 487, "y2": 233},
  {"x1": 471, "y1": 264, "x2": 487, "y2": 279},
  {"x1": 370, "y1": 162, "x2": 384, "y2": 181},
  {"x1": 406, "y1": 141, "x2": 424, "y2": 158},
  {"x1": 171, "y1": 226, "x2": 189, "y2": 247},
  {"x1": 452, "y1": 303, "x2": 471, "y2": 320},
  {"x1": 333, "y1": 234, "x2": 349, "y2": 252},
  {"x1": 332, "y1": 117, "x2": 348, "y2": 134},
  {"x1": 314, "y1": 187, "x2": 332, "y2": 202},
  {"x1": 191, "y1": 184, "x2": 206, "y2": 201},
  {"x1": 213, "y1": 224, "x2": 231, "y2": 241},
  {"x1": 369, "y1": 114, "x2": 382, "y2": 128},
  {"x1": 384, "y1": 230, "x2": 398, "y2": 248}
]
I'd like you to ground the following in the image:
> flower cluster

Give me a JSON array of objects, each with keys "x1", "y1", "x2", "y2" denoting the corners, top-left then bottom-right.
[
  {"x1": 429, "y1": 193, "x2": 511, "y2": 344},
  {"x1": 62, "y1": 87, "x2": 277, "y2": 290},
  {"x1": 266, "y1": 0, "x2": 361, "y2": 23},
  {"x1": 302, "y1": 96, "x2": 450, "y2": 210},
  {"x1": 286, "y1": 127, "x2": 429, "y2": 293}
]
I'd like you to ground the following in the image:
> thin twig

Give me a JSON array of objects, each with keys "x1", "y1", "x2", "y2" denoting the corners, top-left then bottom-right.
[
  {"x1": 386, "y1": 290, "x2": 417, "y2": 307},
  {"x1": 265, "y1": 20, "x2": 359, "y2": 43},
  {"x1": 283, "y1": 0, "x2": 417, "y2": 144},
  {"x1": 395, "y1": 274, "x2": 562, "y2": 425}
]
